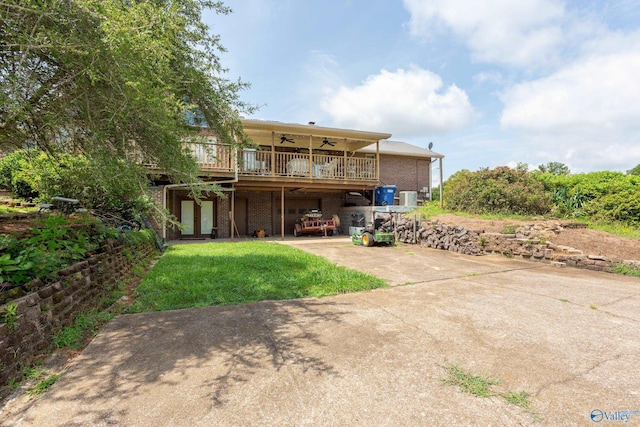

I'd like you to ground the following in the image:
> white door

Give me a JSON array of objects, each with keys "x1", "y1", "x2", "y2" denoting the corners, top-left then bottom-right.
[
  {"x1": 181, "y1": 200, "x2": 195, "y2": 235},
  {"x1": 201, "y1": 201, "x2": 213, "y2": 236}
]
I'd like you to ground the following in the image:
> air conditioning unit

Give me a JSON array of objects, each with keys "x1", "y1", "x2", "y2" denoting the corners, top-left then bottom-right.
[{"x1": 399, "y1": 191, "x2": 418, "y2": 206}]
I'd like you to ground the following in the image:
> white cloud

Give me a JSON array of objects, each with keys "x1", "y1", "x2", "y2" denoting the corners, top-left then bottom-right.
[
  {"x1": 402, "y1": 0, "x2": 565, "y2": 67},
  {"x1": 501, "y1": 43, "x2": 640, "y2": 133},
  {"x1": 500, "y1": 32, "x2": 640, "y2": 171},
  {"x1": 473, "y1": 71, "x2": 505, "y2": 85},
  {"x1": 322, "y1": 66, "x2": 474, "y2": 137}
]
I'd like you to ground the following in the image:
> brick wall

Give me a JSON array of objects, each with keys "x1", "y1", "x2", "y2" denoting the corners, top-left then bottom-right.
[
  {"x1": 244, "y1": 191, "x2": 273, "y2": 235},
  {"x1": 321, "y1": 192, "x2": 344, "y2": 218},
  {"x1": 378, "y1": 154, "x2": 432, "y2": 194},
  {"x1": 0, "y1": 241, "x2": 157, "y2": 398},
  {"x1": 217, "y1": 195, "x2": 231, "y2": 238},
  {"x1": 150, "y1": 185, "x2": 163, "y2": 207},
  {"x1": 225, "y1": 190, "x2": 343, "y2": 238}
]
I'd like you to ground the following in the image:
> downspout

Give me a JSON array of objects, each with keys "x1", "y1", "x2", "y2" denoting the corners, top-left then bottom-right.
[
  {"x1": 308, "y1": 134, "x2": 313, "y2": 177},
  {"x1": 372, "y1": 140, "x2": 380, "y2": 206},
  {"x1": 281, "y1": 186, "x2": 285, "y2": 240},
  {"x1": 439, "y1": 157, "x2": 444, "y2": 208},
  {"x1": 429, "y1": 156, "x2": 444, "y2": 207},
  {"x1": 162, "y1": 149, "x2": 239, "y2": 242}
]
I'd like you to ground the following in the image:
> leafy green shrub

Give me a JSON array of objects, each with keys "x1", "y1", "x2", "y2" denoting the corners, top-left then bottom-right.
[
  {"x1": 444, "y1": 166, "x2": 551, "y2": 215},
  {"x1": 1, "y1": 302, "x2": 20, "y2": 331},
  {"x1": 534, "y1": 171, "x2": 640, "y2": 224},
  {"x1": 583, "y1": 188, "x2": 640, "y2": 226},
  {"x1": 0, "y1": 149, "x2": 39, "y2": 198},
  {"x1": 5, "y1": 148, "x2": 156, "y2": 220},
  {"x1": 549, "y1": 185, "x2": 588, "y2": 218},
  {"x1": 0, "y1": 254, "x2": 34, "y2": 285},
  {"x1": 0, "y1": 150, "x2": 25, "y2": 190},
  {"x1": 0, "y1": 213, "x2": 155, "y2": 305}
]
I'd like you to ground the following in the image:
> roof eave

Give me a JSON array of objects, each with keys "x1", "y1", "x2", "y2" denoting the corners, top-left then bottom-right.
[{"x1": 241, "y1": 119, "x2": 392, "y2": 142}]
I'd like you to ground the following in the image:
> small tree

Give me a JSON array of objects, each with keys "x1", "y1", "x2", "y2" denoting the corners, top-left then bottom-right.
[{"x1": 537, "y1": 162, "x2": 571, "y2": 175}]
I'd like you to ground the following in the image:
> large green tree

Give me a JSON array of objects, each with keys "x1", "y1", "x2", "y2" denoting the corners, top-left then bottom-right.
[{"x1": 0, "y1": 0, "x2": 253, "y2": 203}]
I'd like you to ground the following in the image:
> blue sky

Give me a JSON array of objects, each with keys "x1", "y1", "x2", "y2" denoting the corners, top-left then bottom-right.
[{"x1": 205, "y1": 0, "x2": 640, "y2": 181}]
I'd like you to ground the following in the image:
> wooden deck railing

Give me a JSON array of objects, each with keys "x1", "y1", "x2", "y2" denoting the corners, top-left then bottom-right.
[{"x1": 182, "y1": 143, "x2": 378, "y2": 181}]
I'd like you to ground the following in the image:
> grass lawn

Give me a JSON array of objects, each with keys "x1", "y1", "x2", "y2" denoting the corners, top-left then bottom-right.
[
  {"x1": 0, "y1": 204, "x2": 37, "y2": 215},
  {"x1": 127, "y1": 241, "x2": 387, "y2": 313}
]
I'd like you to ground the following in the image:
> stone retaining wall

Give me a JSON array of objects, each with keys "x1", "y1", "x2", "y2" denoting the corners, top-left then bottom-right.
[
  {"x1": 396, "y1": 215, "x2": 640, "y2": 272},
  {"x1": 0, "y1": 240, "x2": 157, "y2": 398},
  {"x1": 480, "y1": 232, "x2": 640, "y2": 271}
]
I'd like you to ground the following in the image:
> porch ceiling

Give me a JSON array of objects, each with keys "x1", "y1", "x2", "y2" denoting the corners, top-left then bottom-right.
[{"x1": 241, "y1": 119, "x2": 391, "y2": 152}]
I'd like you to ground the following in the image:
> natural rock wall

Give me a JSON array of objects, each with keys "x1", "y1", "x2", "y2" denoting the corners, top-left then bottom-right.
[
  {"x1": 395, "y1": 215, "x2": 639, "y2": 272},
  {"x1": 395, "y1": 216, "x2": 483, "y2": 256}
]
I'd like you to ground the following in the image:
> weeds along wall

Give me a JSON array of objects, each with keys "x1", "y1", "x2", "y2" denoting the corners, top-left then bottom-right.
[{"x1": 0, "y1": 239, "x2": 157, "y2": 398}]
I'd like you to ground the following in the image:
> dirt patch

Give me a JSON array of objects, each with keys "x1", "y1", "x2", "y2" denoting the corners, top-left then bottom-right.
[
  {"x1": 0, "y1": 216, "x2": 39, "y2": 235},
  {"x1": 431, "y1": 214, "x2": 639, "y2": 262}
]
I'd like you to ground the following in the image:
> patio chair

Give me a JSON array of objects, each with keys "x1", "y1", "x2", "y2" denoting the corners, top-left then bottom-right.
[
  {"x1": 319, "y1": 159, "x2": 339, "y2": 178},
  {"x1": 287, "y1": 158, "x2": 310, "y2": 176}
]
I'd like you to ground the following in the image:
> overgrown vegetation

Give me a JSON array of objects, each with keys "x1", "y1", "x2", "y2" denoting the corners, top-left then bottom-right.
[
  {"x1": 52, "y1": 279, "x2": 134, "y2": 350},
  {"x1": 0, "y1": 149, "x2": 156, "y2": 218},
  {"x1": 536, "y1": 171, "x2": 640, "y2": 226},
  {"x1": 128, "y1": 241, "x2": 388, "y2": 313},
  {"x1": 3, "y1": 249, "x2": 153, "y2": 401},
  {"x1": 444, "y1": 167, "x2": 552, "y2": 216},
  {"x1": 53, "y1": 311, "x2": 117, "y2": 350},
  {"x1": 440, "y1": 164, "x2": 640, "y2": 230},
  {"x1": 0, "y1": 213, "x2": 156, "y2": 305},
  {"x1": 1, "y1": 302, "x2": 19, "y2": 331}
]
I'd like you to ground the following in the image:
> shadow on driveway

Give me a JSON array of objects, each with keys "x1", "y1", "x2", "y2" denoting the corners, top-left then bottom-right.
[{"x1": 6, "y1": 241, "x2": 640, "y2": 426}]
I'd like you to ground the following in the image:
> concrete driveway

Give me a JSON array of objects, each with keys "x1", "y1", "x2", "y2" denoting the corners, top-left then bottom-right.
[{"x1": 5, "y1": 237, "x2": 640, "y2": 426}]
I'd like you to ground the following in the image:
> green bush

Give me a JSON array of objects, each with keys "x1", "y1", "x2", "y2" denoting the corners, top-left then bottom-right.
[
  {"x1": 0, "y1": 149, "x2": 39, "y2": 198},
  {"x1": 444, "y1": 166, "x2": 551, "y2": 215},
  {"x1": 0, "y1": 213, "x2": 156, "y2": 304},
  {"x1": 533, "y1": 171, "x2": 640, "y2": 224},
  {"x1": 0, "y1": 150, "x2": 23, "y2": 190},
  {"x1": 583, "y1": 188, "x2": 640, "y2": 226},
  {"x1": 3, "y1": 148, "x2": 155, "y2": 219}
]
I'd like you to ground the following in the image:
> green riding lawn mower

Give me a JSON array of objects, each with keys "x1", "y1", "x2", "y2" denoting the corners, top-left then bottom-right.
[{"x1": 351, "y1": 213, "x2": 396, "y2": 247}]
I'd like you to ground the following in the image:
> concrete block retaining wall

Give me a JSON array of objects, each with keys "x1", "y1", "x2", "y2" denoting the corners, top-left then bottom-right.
[{"x1": 0, "y1": 240, "x2": 157, "y2": 398}]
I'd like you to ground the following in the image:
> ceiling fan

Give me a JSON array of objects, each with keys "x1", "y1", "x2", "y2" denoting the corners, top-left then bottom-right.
[
  {"x1": 320, "y1": 138, "x2": 336, "y2": 148},
  {"x1": 280, "y1": 135, "x2": 295, "y2": 144}
]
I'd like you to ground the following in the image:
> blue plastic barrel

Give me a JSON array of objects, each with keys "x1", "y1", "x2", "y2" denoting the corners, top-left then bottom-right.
[{"x1": 374, "y1": 185, "x2": 396, "y2": 206}]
